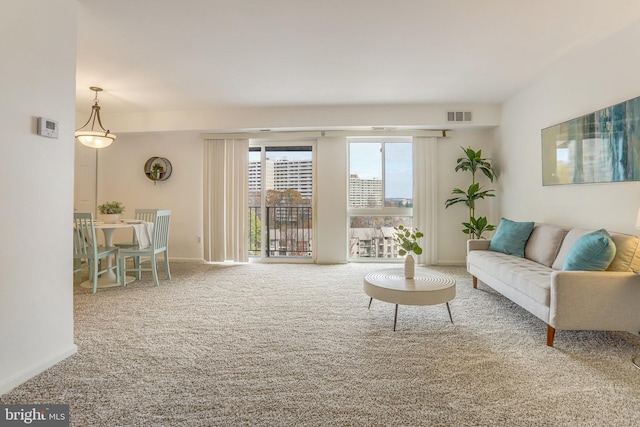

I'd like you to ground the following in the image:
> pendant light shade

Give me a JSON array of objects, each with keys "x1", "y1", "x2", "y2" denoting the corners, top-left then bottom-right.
[{"x1": 75, "y1": 86, "x2": 116, "y2": 148}]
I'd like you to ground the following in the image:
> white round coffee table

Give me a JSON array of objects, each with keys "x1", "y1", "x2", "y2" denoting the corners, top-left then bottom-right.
[{"x1": 364, "y1": 268, "x2": 456, "y2": 331}]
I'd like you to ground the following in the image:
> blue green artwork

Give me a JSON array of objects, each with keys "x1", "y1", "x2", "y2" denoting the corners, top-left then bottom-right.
[{"x1": 541, "y1": 96, "x2": 640, "y2": 185}]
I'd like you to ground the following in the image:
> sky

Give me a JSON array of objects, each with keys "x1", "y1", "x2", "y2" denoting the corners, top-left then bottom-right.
[{"x1": 350, "y1": 141, "x2": 413, "y2": 199}]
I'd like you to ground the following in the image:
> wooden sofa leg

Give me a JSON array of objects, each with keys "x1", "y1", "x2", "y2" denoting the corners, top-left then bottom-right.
[
  {"x1": 472, "y1": 276, "x2": 477, "y2": 289},
  {"x1": 547, "y1": 325, "x2": 556, "y2": 347}
]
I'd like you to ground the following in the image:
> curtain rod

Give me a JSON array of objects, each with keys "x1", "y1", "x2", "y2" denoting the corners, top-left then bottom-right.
[{"x1": 200, "y1": 130, "x2": 448, "y2": 139}]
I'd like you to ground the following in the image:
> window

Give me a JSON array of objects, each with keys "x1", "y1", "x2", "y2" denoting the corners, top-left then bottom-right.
[{"x1": 348, "y1": 138, "x2": 413, "y2": 260}]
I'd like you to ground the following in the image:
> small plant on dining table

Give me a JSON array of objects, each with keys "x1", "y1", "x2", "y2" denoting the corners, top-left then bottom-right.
[
  {"x1": 97, "y1": 201, "x2": 125, "y2": 215},
  {"x1": 393, "y1": 225, "x2": 423, "y2": 256}
]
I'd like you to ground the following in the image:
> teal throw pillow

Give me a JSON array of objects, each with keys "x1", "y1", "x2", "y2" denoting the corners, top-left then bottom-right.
[
  {"x1": 488, "y1": 218, "x2": 535, "y2": 257},
  {"x1": 563, "y1": 229, "x2": 616, "y2": 271}
]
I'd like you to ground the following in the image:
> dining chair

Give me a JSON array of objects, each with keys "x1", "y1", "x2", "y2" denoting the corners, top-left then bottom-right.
[
  {"x1": 73, "y1": 212, "x2": 121, "y2": 293},
  {"x1": 116, "y1": 208, "x2": 158, "y2": 248},
  {"x1": 119, "y1": 210, "x2": 171, "y2": 287},
  {"x1": 134, "y1": 208, "x2": 158, "y2": 223}
]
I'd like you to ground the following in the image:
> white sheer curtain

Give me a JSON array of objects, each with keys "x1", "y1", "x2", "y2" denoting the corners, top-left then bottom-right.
[
  {"x1": 203, "y1": 138, "x2": 249, "y2": 262},
  {"x1": 413, "y1": 137, "x2": 438, "y2": 265}
]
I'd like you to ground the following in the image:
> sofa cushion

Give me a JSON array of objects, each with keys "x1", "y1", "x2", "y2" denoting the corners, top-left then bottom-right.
[
  {"x1": 563, "y1": 229, "x2": 616, "y2": 271},
  {"x1": 524, "y1": 223, "x2": 566, "y2": 267},
  {"x1": 608, "y1": 233, "x2": 640, "y2": 272},
  {"x1": 488, "y1": 218, "x2": 535, "y2": 257},
  {"x1": 467, "y1": 250, "x2": 551, "y2": 306},
  {"x1": 552, "y1": 229, "x2": 591, "y2": 270}
]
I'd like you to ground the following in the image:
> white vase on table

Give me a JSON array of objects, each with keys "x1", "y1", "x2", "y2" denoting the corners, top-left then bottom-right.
[
  {"x1": 404, "y1": 254, "x2": 415, "y2": 279},
  {"x1": 102, "y1": 214, "x2": 120, "y2": 224}
]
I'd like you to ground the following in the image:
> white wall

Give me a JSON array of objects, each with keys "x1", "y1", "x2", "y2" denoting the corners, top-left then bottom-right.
[
  {"x1": 97, "y1": 132, "x2": 204, "y2": 261},
  {"x1": 0, "y1": 0, "x2": 77, "y2": 394},
  {"x1": 498, "y1": 17, "x2": 640, "y2": 235}
]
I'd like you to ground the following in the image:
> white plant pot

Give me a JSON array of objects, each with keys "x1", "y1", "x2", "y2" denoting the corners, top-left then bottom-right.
[
  {"x1": 102, "y1": 214, "x2": 120, "y2": 224},
  {"x1": 404, "y1": 254, "x2": 415, "y2": 279}
]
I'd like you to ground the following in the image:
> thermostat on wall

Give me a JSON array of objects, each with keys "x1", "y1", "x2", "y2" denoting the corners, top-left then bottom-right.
[{"x1": 37, "y1": 117, "x2": 59, "y2": 139}]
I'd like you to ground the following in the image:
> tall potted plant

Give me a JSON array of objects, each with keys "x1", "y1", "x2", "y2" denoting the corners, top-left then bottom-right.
[
  {"x1": 444, "y1": 147, "x2": 496, "y2": 239},
  {"x1": 393, "y1": 225, "x2": 423, "y2": 279}
]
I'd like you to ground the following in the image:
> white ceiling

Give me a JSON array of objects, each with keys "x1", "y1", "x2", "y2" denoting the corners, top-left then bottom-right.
[{"x1": 76, "y1": 0, "x2": 640, "y2": 114}]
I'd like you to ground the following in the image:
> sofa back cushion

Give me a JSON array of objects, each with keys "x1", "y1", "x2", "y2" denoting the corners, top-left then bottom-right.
[
  {"x1": 608, "y1": 232, "x2": 640, "y2": 272},
  {"x1": 562, "y1": 229, "x2": 616, "y2": 271},
  {"x1": 524, "y1": 223, "x2": 567, "y2": 267},
  {"x1": 552, "y1": 229, "x2": 591, "y2": 270},
  {"x1": 552, "y1": 228, "x2": 640, "y2": 272}
]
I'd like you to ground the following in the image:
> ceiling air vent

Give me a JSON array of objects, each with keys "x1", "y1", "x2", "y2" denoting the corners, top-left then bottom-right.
[{"x1": 447, "y1": 111, "x2": 473, "y2": 122}]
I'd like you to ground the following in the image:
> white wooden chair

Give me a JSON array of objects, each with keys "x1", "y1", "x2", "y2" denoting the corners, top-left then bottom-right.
[
  {"x1": 119, "y1": 210, "x2": 171, "y2": 287},
  {"x1": 73, "y1": 212, "x2": 121, "y2": 293}
]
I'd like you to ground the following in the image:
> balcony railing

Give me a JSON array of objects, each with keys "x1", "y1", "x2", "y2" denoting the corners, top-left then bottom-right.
[{"x1": 249, "y1": 206, "x2": 312, "y2": 257}]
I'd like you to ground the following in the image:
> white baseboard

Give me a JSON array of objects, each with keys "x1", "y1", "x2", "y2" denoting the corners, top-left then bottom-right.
[
  {"x1": 0, "y1": 344, "x2": 77, "y2": 396},
  {"x1": 435, "y1": 260, "x2": 466, "y2": 266}
]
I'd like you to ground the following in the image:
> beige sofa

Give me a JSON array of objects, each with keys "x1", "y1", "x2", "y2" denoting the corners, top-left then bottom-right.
[{"x1": 467, "y1": 223, "x2": 640, "y2": 346}]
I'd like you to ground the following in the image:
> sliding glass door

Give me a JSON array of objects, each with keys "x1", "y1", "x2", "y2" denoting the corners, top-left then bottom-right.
[{"x1": 249, "y1": 142, "x2": 314, "y2": 259}]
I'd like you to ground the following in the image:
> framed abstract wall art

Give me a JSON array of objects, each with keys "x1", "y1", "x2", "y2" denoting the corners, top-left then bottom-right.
[{"x1": 541, "y1": 95, "x2": 640, "y2": 185}]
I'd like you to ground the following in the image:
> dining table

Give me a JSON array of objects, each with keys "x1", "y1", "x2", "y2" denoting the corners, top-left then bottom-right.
[{"x1": 78, "y1": 220, "x2": 143, "y2": 290}]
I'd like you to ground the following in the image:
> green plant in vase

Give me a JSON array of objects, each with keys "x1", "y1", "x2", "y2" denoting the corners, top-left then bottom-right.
[
  {"x1": 393, "y1": 225, "x2": 423, "y2": 279},
  {"x1": 97, "y1": 201, "x2": 125, "y2": 224},
  {"x1": 444, "y1": 146, "x2": 496, "y2": 239},
  {"x1": 150, "y1": 163, "x2": 165, "y2": 181},
  {"x1": 98, "y1": 201, "x2": 125, "y2": 215},
  {"x1": 393, "y1": 225, "x2": 423, "y2": 256}
]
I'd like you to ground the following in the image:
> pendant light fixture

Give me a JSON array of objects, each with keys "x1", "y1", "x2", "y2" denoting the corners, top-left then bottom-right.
[{"x1": 75, "y1": 86, "x2": 117, "y2": 148}]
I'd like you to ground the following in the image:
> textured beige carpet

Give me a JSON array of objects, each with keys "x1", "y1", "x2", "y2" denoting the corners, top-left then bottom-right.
[{"x1": 2, "y1": 262, "x2": 640, "y2": 426}]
